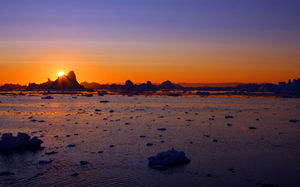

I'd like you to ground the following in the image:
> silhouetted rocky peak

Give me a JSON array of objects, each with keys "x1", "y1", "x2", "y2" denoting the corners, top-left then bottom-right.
[
  {"x1": 159, "y1": 80, "x2": 178, "y2": 90},
  {"x1": 67, "y1": 71, "x2": 76, "y2": 80},
  {"x1": 124, "y1": 80, "x2": 134, "y2": 90},
  {"x1": 146, "y1": 81, "x2": 153, "y2": 86},
  {"x1": 81, "y1": 82, "x2": 102, "y2": 89},
  {"x1": 49, "y1": 71, "x2": 84, "y2": 90}
]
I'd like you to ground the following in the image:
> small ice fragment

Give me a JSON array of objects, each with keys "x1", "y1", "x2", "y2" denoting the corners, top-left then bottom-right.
[
  {"x1": 41, "y1": 96, "x2": 53, "y2": 99},
  {"x1": 67, "y1": 144, "x2": 76, "y2": 148},
  {"x1": 157, "y1": 128, "x2": 166, "y2": 131},
  {"x1": 71, "y1": 173, "x2": 79, "y2": 177},
  {"x1": 146, "y1": 143, "x2": 153, "y2": 146},
  {"x1": 228, "y1": 168, "x2": 235, "y2": 173},
  {"x1": 225, "y1": 115, "x2": 233, "y2": 119},
  {"x1": 100, "y1": 100, "x2": 109, "y2": 103},
  {"x1": 45, "y1": 151, "x2": 58, "y2": 155},
  {"x1": 80, "y1": 161, "x2": 89, "y2": 165},
  {"x1": 39, "y1": 159, "x2": 53, "y2": 165},
  {"x1": 289, "y1": 120, "x2": 298, "y2": 123}
]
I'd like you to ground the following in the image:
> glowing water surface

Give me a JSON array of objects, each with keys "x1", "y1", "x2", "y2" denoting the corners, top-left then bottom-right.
[{"x1": 0, "y1": 95, "x2": 299, "y2": 186}]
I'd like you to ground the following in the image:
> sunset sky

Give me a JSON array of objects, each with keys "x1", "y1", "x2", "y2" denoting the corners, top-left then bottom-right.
[{"x1": 0, "y1": 0, "x2": 299, "y2": 85}]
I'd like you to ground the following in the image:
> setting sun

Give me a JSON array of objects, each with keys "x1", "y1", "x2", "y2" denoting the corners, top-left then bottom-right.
[{"x1": 58, "y1": 71, "x2": 64, "y2": 77}]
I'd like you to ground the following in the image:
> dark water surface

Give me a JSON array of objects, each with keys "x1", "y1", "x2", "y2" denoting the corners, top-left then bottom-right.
[{"x1": 0, "y1": 95, "x2": 300, "y2": 186}]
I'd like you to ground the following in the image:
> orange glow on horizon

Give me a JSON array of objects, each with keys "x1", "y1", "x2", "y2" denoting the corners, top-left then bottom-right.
[{"x1": 0, "y1": 40, "x2": 299, "y2": 85}]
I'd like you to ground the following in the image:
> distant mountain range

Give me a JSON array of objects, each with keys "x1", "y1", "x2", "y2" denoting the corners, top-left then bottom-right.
[
  {"x1": 0, "y1": 71, "x2": 299, "y2": 97},
  {"x1": 81, "y1": 79, "x2": 181, "y2": 91}
]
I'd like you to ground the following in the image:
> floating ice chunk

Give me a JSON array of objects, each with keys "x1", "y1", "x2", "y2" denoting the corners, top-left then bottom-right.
[
  {"x1": 83, "y1": 94, "x2": 93, "y2": 97},
  {"x1": 0, "y1": 133, "x2": 43, "y2": 153},
  {"x1": 146, "y1": 143, "x2": 153, "y2": 147},
  {"x1": 39, "y1": 159, "x2": 53, "y2": 165},
  {"x1": 225, "y1": 115, "x2": 233, "y2": 119},
  {"x1": 148, "y1": 149, "x2": 191, "y2": 170},
  {"x1": 71, "y1": 173, "x2": 79, "y2": 177},
  {"x1": 289, "y1": 120, "x2": 298, "y2": 123},
  {"x1": 157, "y1": 128, "x2": 166, "y2": 131},
  {"x1": 100, "y1": 100, "x2": 109, "y2": 103},
  {"x1": 45, "y1": 151, "x2": 58, "y2": 155},
  {"x1": 80, "y1": 161, "x2": 89, "y2": 165},
  {"x1": 41, "y1": 96, "x2": 53, "y2": 99},
  {"x1": 228, "y1": 168, "x2": 235, "y2": 173}
]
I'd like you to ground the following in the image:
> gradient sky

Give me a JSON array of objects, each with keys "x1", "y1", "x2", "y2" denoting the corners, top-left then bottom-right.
[{"x1": 0, "y1": 0, "x2": 299, "y2": 85}]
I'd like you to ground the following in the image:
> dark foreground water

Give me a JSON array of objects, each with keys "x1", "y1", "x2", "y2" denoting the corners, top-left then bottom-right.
[{"x1": 0, "y1": 95, "x2": 300, "y2": 186}]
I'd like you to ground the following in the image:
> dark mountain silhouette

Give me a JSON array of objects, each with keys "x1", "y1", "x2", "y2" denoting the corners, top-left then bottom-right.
[
  {"x1": 81, "y1": 82, "x2": 102, "y2": 89},
  {"x1": 80, "y1": 80, "x2": 158, "y2": 92},
  {"x1": 48, "y1": 71, "x2": 84, "y2": 90},
  {"x1": 136, "y1": 81, "x2": 157, "y2": 91},
  {"x1": 124, "y1": 80, "x2": 135, "y2": 90},
  {"x1": 158, "y1": 80, "x2": 180, "y2": 90},
  {"x1": 26, "y1": 71, "x2": 84, "y2": 91},
  {"x1": 0, "y1": 84, "x2": 27, "y2": 91},
  {"x1": 1, "y1": 71, "x2": 299, "y2": 97},
  {"x1": 28, "y1": 78, "x2": 53, "y2": 90}
]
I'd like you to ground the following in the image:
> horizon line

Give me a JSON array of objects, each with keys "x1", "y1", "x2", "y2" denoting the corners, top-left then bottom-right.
[{"x1": 0, "y1": 80, "x2": 296, "y2": 87}]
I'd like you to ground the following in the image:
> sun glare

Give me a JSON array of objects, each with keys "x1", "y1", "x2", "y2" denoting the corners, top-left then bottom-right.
[{"x1": 58, "y1": 71, "x2": 64, "y2": 77}]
